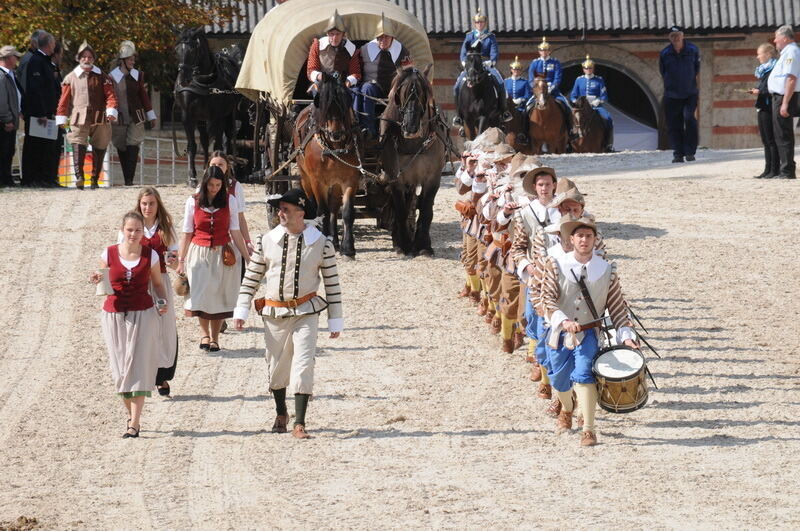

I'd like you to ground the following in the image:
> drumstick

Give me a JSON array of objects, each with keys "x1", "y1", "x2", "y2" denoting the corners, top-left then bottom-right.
[
  {"x1": 628, "y1": 306, "x2": 649, "y2": 334},
  {"x1": 643, "y1": 364, "x2": 659, "y2": 390},
  {"x1": 638, "y1": 334, "x2": 661, "y2": 358}
]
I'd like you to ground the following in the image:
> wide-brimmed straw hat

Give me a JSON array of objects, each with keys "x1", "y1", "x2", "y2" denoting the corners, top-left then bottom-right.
[
  {"x1": 548, "y1": 187, "x2": 585, "y2": 208},
  {"x1": 508, "y1": 153, "x2": 540, "y2": 180},
  {"x1": 522, "y1": 166, "x2": 557, "y2": 195},
  {"x1": 464, "y1": 127, "x2": 506, "y2": 152},
  {"x1": 559, "y1": 214, "x2": 597, "y2": 241},
  {"x1": 481, "y1": 142, "x2": 516, "y2": 163}
]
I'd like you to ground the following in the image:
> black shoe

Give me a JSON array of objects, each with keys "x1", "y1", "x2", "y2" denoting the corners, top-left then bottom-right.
[
  {"x1": 672, "y1": 155, "x2": 684, "y2": 163},
  {"x1": 199, "y1": 336, "x2": 211, "y2": 350},
  {"x1": 776, "y1": 173, "x2": 797, "y2": 179},
  {"x1": 157, "y1": 382, "x2": 171, "y2": 396},
  {"x1": 122, "y1": 426, "x2": 140, "y2": 439},
  {"x1": 685, "y1": 155, "x2": 696, "y2": 161},
  {"x1": 209, "y1": 341, "x2": 220, "y2": 352}
]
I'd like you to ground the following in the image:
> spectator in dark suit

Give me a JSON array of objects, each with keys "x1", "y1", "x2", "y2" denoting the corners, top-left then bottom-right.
[
  {"x1": 748, "y1": 43, "x2": 779, "y2": 179},
  {"x1": 21, "y1": 31, "x2": 59, "y2": 187},
  {"x1": 0, "y1": 45, "x2": 23, "y2": 187},
  {"x1": 17, "y1": 30, "x2": 43, "y2": 94}
]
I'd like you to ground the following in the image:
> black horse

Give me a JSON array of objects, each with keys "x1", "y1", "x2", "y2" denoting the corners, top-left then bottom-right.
[
  {"x1": 455, "y1": 44, "x2": 503, "y2": 140},
  {"x1": 381, "y1": 65, "x2": 447, "y2": 257},
  {"x1": 173, "y1": 28, "x2": 242, "y2": 185}
]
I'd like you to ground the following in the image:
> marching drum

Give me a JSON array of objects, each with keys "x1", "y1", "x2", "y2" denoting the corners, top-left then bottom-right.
[{"x1": 592, "y1": 346, "x2": 649, "y2": 413}]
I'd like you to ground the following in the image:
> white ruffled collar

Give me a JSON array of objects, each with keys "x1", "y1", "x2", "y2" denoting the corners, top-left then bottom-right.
[
  {"x1": 72, "y1": 65, "x2": 102, "y2": 78},
  {"x1": 110, "y1": 66, "x2": 139, "y2": 83},
  {"x1": 268, "y1": 223, "x2": 322, "y2": 245},
  {"x1": 364, "y1": 38, "x2": 402, "y2": 63},
  {"x1": 557, "y1": 252, "x2": 609, "y2": 283},
  {"x1": 319, "y1": 36, "x2": 356, "y2": 56}
]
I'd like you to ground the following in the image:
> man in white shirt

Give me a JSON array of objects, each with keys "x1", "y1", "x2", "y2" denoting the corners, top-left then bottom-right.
[
  {"x1": 0, "y1": 46, "x2": 23, "y2": 187},
  {"x1": 768, "y1": 25, "x2": 800, "y2": 179}
]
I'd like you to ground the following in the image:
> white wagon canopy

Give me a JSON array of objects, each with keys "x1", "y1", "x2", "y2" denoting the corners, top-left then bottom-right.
[{"x1": 236, "y1": 0, "x2": 434, "y2": 104}]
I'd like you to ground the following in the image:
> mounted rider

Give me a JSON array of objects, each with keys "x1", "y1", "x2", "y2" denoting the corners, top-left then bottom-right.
[
  {"x1": 527, "y1": 36, "x2": 574, "y2": 139},
  {"x1": 570, "y1": 55, "x2": 614, "y2": 152},
  {"x1": 452, "y1": 8, "x2": 512, "y2": 128},
  {"x1": 306, "y1": 9, "x2": 361, "y2": 96},
  {"x1": 354, "y1": 13, "x2": 412, "y2": 140},
  {"x1": 505, "y1": 56, "x2": 532, "y2": 144}
]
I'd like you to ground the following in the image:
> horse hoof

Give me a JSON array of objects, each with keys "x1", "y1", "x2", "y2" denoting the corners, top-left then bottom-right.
[
  {"x1": 340, "y1": 254, "x2": 355, "y2": 262},
  {"x1": 393, "y1": 247, "x2": 406, "y2": 257},
  {"x1": 415, "y1": 249, "x2": 434, "y2": 258}
]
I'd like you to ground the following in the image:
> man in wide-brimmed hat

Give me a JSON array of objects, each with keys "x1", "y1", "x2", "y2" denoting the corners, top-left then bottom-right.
[
  {"x1": 109, "y1": 40, "x2": 157, "y2": 186},
  {"x1": 234, "y1": 188, "x2": 342, "y2": 440},
  {"x1": 306, "y1": 9, "x2": 361, "y2": 95},
  {"x1": 56, "y1": 40, "x2": 118, "y2": 189},
  {"x1": 508, "y1": 162, "x2": 560, "y2": 382},
  {"x1": 539, "y1": 215, "x2": 639, "y2": 447}
]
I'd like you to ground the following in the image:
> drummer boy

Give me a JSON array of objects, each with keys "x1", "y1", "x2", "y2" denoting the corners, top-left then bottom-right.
[{"x1": 539, "y1": 215, "x2": 638, "y2": 447}]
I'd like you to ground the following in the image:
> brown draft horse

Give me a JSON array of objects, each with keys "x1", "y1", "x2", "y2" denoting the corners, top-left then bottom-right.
[
  {"x1": 380, "y1": 65, "x2": 447, "y2": 257},
  {"x1": 570, "y1": 96, "x2": 606, "y2": 153},
  {"x1": 293, "y1": 72, "x2": 362, "y2": 259},
  {"x1": 528, "y1": 77, "x2": 568, "y2": 154}
]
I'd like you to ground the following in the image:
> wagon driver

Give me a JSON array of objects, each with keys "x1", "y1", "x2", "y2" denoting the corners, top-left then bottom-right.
[
  {"x1": 353, "y1": 14, "x2": 412, "y2": 140},
  {"x1": 306, "y1": 10, "x2": 361, "y2": 96},
  {"x1": 234, "y1": 188, "x2": 343, "y2": 439}
]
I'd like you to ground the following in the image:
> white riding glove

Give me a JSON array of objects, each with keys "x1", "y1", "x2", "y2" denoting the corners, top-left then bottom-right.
[{"x1": 591, "y1": 99, "x2": 601, "y2": 107}]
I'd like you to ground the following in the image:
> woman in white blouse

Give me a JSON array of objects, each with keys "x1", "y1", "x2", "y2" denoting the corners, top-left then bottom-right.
[{"x1": 176, "y1": 166, "x2": 249, "y2": 351}]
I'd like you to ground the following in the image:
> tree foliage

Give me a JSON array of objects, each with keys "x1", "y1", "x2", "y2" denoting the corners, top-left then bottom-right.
[{"x1": 0, "y1": 0, "x2": 252, "y2": 91}]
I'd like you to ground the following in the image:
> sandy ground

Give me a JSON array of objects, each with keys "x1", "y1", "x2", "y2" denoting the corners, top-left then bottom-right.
[{"x1": 0, "y1": 147, "x2": 799, "y2": 529}]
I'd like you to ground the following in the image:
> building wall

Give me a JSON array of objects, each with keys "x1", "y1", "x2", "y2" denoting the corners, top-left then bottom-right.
[{"x1": 429, "y1": 32, "x2": 774, "y2": 150}]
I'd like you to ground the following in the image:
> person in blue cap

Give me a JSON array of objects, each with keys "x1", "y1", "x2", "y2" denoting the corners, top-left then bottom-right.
[
  {"x1": 528, "y1": 37, "x2": 574, "y2": 139},
  {"x1": 659, "y1": 26, "x2": 700, "y2": 163},
  {"x1": 570, "y1": 55, "x2": 614, "y2": 152},
  {"x1": 453, "y1": 8, "x2": 512, "y2": 126},
  {"x1": 504, "y1": 56, "x2": 532, "y2": 144}
]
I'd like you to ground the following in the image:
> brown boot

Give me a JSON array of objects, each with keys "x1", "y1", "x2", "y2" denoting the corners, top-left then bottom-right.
[
  {"x1": 537, "y1": 382, "x2": 551, "y2": 398},
  {"x1": 530, "y1": 364, "x2": 542, "y2": 382},
  {"x1": 580, "y1": 431, "x2": 598, "y2": 447},
  {"x1": 91, "y1": 148, "x2": 106, "y2": 189},
  {"x1": 513, "y1": 331, "x2": 524, "y2": 351},
  {"x1": 72, "y1": 144, "x2": 87, "y2": 190},
  {"x1": 271, "y1": 414, "x2": 289, "y2": 433},
  {"x1": 546, "y1": 397, "x2": 562, "y2": 417},
  {"x1": 556, "y1": 409, "x2": 573, "y2": 433},
  {"x1": 292, "y1": 424, "x2": 311, "y2": 439},
  {"x1": 501, "y1": 338, "x2": 514, "y2": 354},
  {"x1": 477, "y1": 298, "x2": 488, "y2": 316},
  {"x1": 490, "y1": 316, "x2": 501, "y2": 335}
]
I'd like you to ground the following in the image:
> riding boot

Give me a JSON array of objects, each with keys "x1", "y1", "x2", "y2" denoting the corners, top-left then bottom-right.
[
  {"x1": 517, "y1": 113, "x2": 529, "y2": 144},
  {"x1": 561, "y1": 103, "x2": 577, "y2": 141},
  {"x1": 91, "y1": 148, "x2": 106, "y2": 189},
  {"x1": 125, "y1": 145, "x2": 140, "y2": 185},
  {"x1": 118, "y1": 149, "x2": 131, "y2": 185},
  {"x1": 605, "y1": 124, "x2": 615, "y2": 153},
  {"x1": 72, "y1": 144, "x2": 87, "y2": 190}
]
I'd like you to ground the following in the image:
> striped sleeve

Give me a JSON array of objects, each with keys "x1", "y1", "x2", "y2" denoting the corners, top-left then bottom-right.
[
  {"x1": 595, "y1": 231, "x2": 607, "y2": 259},
  {"x1": 606, "y1": 263, "x2": 635, "y2": 337},
  {"x1": 510, "y1": 211, "x2": 530, "y2": 273},
  {"x1": 322, "y1": 240, "x2": 343, "y2": 330},
  {"x1": 540, "y1": 256, "x2": 561, "y2": 321},
  {"x1": 233, "y1": 234, "x2": 268, "y2": 320}
]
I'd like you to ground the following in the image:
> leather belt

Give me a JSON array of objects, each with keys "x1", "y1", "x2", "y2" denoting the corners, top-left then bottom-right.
[{"x1": 254, "y1": 292, "x2": 317, "y2": 312}]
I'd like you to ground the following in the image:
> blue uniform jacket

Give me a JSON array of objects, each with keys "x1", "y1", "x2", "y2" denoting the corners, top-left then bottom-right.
[
  {"x1": 528, "y1": 57, "x2": 563, "y2": 92},
  {"x1": 460, "y1": 31, "x2": 498, "y2": 64},
  {"x1": 570, "y1": 75, "x2": 608, "y2": 103},
  {"x1": 505, "y1": 76, "x2": 532, "y2": 105},
  {"x1": 659, "y1": 42, "x2": 700, "y2": 99}
]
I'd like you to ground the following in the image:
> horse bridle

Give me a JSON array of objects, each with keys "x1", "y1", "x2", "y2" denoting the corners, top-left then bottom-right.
[
  {"x1": 465, "y1": 53, "x2": 488, "y2": 87},
  {"x1": 398, "y1": 77, "x2": 430, "y2": 138}
]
